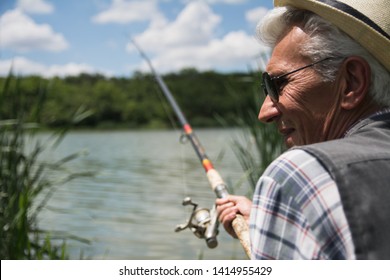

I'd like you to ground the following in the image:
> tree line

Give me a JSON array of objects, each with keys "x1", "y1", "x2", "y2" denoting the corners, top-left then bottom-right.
[{"x1": 0, "y1": 68, "x2": 264, "y2": 129}]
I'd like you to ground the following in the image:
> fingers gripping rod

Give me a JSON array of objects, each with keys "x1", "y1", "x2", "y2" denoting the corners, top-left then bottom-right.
[{"x1": 132, "y1": 39, "x2": 251, "y2": 258}]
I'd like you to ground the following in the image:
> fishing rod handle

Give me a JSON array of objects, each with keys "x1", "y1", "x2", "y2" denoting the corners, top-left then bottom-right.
[
  {"x1": 232, "y1": 214, "x2": 251, "y2": 258},
  {"x1": 207, "y1": 169, "x2": 252, "y2": 258}
]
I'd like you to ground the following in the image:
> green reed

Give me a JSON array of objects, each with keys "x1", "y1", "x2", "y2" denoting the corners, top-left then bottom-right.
[
  {"x1": 225, "y1": 73, "x2": 285, "y2": 194},
  {"x1": 0, "y1": 73, "x2": 92, "y2": 259}
]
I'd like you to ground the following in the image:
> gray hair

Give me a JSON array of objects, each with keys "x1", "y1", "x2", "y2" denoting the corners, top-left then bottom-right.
[{"x1": 256, "y1": 7, "x2": 390, "y2": 107}]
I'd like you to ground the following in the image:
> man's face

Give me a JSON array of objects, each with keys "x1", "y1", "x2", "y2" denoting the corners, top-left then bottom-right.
[{"x1": 259, "y1": 26, "x2": 341, "y2": 148}]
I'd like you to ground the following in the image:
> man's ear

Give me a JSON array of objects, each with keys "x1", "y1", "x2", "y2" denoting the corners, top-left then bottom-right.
[{"x1": 339, "y1": 56, "x2": 371, "y2": 110}]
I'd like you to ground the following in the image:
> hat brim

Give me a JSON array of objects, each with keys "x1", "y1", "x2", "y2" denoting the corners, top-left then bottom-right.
[{"x1": 274, "y1": 0, "x2": 390, "y2": 72}]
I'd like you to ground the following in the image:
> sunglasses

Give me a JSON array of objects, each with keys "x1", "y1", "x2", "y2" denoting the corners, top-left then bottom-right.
[{"x1": 261, "y1": 57, "x2": 334, "y2": 103}]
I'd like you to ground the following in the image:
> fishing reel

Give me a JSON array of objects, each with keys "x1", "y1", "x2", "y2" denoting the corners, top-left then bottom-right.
[{"x1": 175, "y1": 197, "x2": 219, "y2": 249}]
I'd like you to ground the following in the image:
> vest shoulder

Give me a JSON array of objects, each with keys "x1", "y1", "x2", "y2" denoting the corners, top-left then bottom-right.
[{"x1": 300, "y1": 120, "x2": 390, "y2": 165}]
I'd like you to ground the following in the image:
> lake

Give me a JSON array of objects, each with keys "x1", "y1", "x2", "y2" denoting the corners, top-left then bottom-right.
[{"x1": 36, "y1": 128, "x2": 252, "y2": 260}]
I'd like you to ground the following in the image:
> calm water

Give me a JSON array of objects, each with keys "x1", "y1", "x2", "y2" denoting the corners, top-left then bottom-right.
[{"x1": 36, "y1": 129, "x2": 251, "y2": 260}]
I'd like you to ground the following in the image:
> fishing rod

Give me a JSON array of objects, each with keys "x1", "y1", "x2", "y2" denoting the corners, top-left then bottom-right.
[{"x1": 132, "y1": 39, "x2": 251, "y2": 258}]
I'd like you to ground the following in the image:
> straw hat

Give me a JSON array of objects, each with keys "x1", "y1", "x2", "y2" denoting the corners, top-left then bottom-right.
[{"x1": 274, "y1": 0, "x2": 390, "y2": 72}]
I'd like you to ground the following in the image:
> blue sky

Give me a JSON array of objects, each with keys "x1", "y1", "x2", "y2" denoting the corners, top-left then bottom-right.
[{"x1": 0, "y1": 0, "x2": 273, "y2": 77}]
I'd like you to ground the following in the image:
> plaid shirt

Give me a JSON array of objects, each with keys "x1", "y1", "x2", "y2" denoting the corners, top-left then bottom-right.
[{"x1": 250, "y1": 149, "x2": 355, "y2": 259}]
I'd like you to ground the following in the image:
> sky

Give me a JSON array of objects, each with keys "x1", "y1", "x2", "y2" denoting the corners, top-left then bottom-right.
[{"x1": 0, "y1": 0, "x2": 274, "y2": 78}]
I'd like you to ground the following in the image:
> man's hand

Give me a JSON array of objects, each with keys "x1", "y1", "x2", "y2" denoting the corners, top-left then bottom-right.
[{"x1": 216, "y1": 195, "x2": 252, "y2": 238}]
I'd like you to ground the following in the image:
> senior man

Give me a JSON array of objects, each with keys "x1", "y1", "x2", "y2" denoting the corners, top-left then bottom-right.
[{"x1": 217, "y1": 0, "x2": 390, "y2": 260}]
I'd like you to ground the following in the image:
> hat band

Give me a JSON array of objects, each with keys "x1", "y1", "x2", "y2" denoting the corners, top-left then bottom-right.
[{"x1": 318, "y1": 0, "x2": 390, "y2": 40}]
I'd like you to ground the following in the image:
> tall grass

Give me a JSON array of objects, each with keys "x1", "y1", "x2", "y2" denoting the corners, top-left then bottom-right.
[
  {"x1": 231, "y1": 108, "x2": 284, "y2": 193},
  {"x1": 226, "y1": 72, "x2": 284, "y2": 193},
  {"x1": 0, "y1": 73, "x2": 92, "y2": 259}
]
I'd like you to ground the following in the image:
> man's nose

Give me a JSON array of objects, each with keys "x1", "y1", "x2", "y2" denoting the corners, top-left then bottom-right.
[{"x1": 258, "y1": 96, "x2": 280, "y2": 123}]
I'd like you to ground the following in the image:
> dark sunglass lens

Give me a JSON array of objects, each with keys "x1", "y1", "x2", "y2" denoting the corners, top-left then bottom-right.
[
  {"x1": 262, "y1": 72, "x2": 278, "y2": 102},
  {"x1": 261, "y1": 73, "x2": 268, "y2": 96}
]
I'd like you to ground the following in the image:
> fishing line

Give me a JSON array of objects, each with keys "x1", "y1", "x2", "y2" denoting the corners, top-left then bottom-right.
[{"x1": 151, "y1": 79, "x2": 179, "y2": 132}]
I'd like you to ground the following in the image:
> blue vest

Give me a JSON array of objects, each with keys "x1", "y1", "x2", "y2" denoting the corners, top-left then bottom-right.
[{"x1": 300, "y1": 112, "x2": 390, "y2": 259}]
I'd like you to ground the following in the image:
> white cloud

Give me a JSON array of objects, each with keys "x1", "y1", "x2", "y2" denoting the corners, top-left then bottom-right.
[
  {"x1": 0, "y1": 57, "x2": 103, "y2": 77},
  {"x1": 183, "y1": 0, "x2": 247, "y2": 4},
  {"x1": 246, "y1": 6, "x2": 268, "y2": 27},
  {"x1": 0, "y1": 57, "x2": 45, "y2": 76},
  {"x1": 46, "y1": 63, "x2": 98, "y2": 77},
  {"x1": 16, "y1": 0, "x2": 54, "y2": 14},
  {"x1": 1, "y1": 9, "x2": 68, "y2": 52},
  {"x1": 128, "y1": 2, "x2": 266, "y2": 73},
  {"x1": 137, "y1": 31, "x2": 266, "y2": 73},
  {"x1": 128, "y1": 2, "x2": 221, "y2": 52},
  {"x1": 209, "y1": 0, "x2": 246, "y2": 4},
  {"x1": 92, "y1": 0, "x2": 163, "y2": 24}
]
